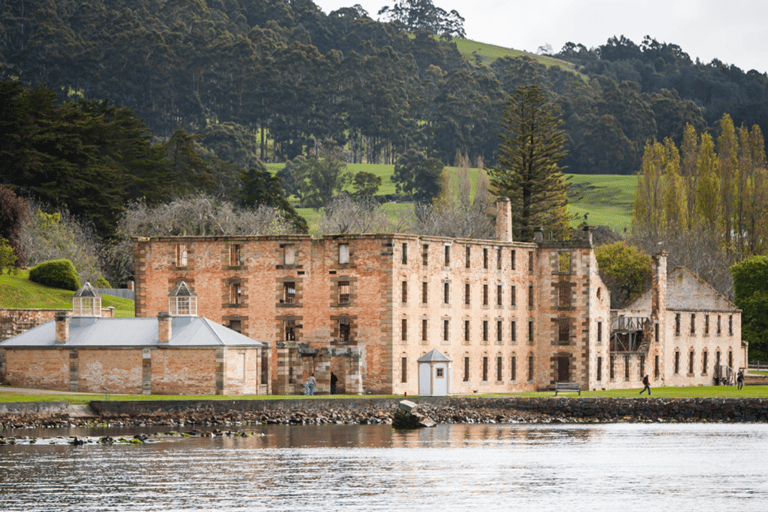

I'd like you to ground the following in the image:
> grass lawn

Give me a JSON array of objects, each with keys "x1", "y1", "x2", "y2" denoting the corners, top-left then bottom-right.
[
  {"x1": 0, "y1": 270, "x2": 135, "y2": 318},
  {"x1": 483, "y1": 385, "x2": 768, "y2": 399},
  {"x1": 451, "y1": 38, "x2": 579, "y2": 74},
  {"x1": 2, "y1": 385, "x2": 766, "y2": 405},
  {"x1": 285, "y1": 163, "x2": 638, "y2": 235}
]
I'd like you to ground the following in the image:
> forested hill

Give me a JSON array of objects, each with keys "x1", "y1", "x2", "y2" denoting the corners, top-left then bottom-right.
[{"x1": 2, "y1": 0, "x2": 767, "y2": 175}]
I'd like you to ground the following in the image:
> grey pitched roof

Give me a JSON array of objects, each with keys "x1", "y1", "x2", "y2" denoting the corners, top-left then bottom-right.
[
  {"x1": 1, "y1": 316, "x2": 263, "y2": 348},
  {"x1": 73, "y1": 282, "x2": 100, "y2": 298},
  {"x1": 418, "y1": 349, "x2": 453, "y2": 362},
  {"x1": 169, "y1": 281, "x2": 197, "y2": 297}
]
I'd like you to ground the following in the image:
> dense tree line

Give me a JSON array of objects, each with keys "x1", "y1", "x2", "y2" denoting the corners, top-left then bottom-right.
[{"x1": 4, "y1": 0, "x2": 765, "y2": 175}]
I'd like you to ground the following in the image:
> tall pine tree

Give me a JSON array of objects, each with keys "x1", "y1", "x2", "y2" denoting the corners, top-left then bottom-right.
[{"x1": 488, "y1": 84, "x2": 570, "y2": 241}]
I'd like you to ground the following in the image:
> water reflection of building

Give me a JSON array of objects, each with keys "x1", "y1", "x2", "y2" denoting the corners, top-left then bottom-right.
[{"x1": 126, "y1": 198, "x2": 746, "y2": 395}]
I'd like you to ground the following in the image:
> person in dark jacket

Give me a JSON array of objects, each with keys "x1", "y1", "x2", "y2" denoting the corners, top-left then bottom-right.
[
  {"x1": 639, "y1": 374, "x2": 651, "y2": 395},
  {"x1": 737, "y1": 370, "x2": 744, "y2": 390}
]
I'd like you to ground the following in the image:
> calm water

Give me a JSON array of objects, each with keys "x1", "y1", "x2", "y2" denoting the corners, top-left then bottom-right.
[{"x1": 1, "y1": 423, "x2": 767, "y2": 511}]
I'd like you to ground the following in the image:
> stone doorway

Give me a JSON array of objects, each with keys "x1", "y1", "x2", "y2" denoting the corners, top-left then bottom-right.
[{"x1": 557, "y1": 356, "x2": 570, "y2": 382}]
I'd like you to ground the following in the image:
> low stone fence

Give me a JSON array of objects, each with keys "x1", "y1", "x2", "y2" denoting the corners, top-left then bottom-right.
[{"x1": 2, "y1": 397, "x2": 767, "y2": 427}]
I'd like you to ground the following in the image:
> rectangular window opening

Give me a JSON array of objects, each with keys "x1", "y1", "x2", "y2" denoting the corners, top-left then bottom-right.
[
  {"x1": 338, "y1": 281, "x2": 350, "y2": 304},
  {"x1": 230, "y1": 244, "x2": 242, "y2": 266},
  {"x1": 283, "y1": 282, "x2": 296, "y2": 304}
]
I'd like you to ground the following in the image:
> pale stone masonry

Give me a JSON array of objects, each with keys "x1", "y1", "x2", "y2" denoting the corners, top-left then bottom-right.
[{"x1": 129, "y1": 199, "x2": 746, "y2": 395}]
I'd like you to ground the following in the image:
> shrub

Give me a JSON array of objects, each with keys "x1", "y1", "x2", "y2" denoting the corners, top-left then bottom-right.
[
  {"x1": 0, "y1": 238, "x2": 18, "y2": 274},
  {"x1": 28, "y1": 259, "x2": 80, "y2": 291},
  {"x1": 95, "y1": 276, "x2": 111, "y2": 288}
]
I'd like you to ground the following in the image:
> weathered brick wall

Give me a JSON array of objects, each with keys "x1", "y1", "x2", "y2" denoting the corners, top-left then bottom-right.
[
  {"x1": 0, "y1": 309, "x2": 59, "y2": 341},
  {"x1": 4, "y1": 348, "x2": 69, "y2": 390},
  {"x1": 150, "y1": 349, "x2": 219, "y2": 395},
  {"x1": 79, "y1": 349, "x2": 143, "y2": 394},
  {"x1": 533, "y1": 239, "x2": 611, "y2": 392},
  {"x1": 0, "y1": 307, "x2": 114, "y2": 343},
  {"x1": 135, "y1": 235, "x2": 399, "y2": 394},
  {"x1": 3, "y1": 346, "x2": 264, "y2": 395}
]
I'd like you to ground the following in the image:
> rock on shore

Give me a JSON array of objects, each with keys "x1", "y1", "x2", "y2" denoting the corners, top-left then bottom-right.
[{"x1": 1, "y1": 397, "x2": 767, "y2": 430}]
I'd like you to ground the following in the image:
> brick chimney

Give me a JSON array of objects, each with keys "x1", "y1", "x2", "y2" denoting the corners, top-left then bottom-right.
[
  {"x1": 55, "y1": 311, "x2": 70, "y2": 343},
  {"x1": 158, "y1": 311, "x2": 172, "y2": 343},
  {"x1": 496, "y1": 197, "x2": 513, "y2": 242},
  {"x1": 651, "y1": 251, "x2": 668, "y2": 319}
]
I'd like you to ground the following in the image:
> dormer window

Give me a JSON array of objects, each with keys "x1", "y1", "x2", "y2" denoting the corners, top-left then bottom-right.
[
  {"x1": 168, "y1": 281, "x2": 197, "y2": 316},
  {"x1": 72, "y1": 282, "x2": 101, "y2": 317}
]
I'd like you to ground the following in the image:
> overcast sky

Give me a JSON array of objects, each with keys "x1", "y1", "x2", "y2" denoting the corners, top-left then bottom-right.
[{"x1": 313, "y1": 0, "x2": 768, "y2": 73}]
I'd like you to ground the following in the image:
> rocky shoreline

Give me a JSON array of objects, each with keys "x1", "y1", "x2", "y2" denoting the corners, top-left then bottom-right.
[{"x1": 1, "y1": 397, "x2": 767, "y2": 430}]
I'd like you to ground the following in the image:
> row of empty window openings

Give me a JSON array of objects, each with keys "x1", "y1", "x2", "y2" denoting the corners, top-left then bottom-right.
[
  {"x1": 403, "y1": 282, "x2": 553, "y2": 307},
  {"x1": 176, "y1": 243, "x2": 351, "y2": 267},
  {"x1": 674, "y1": 313, "x2": 734, "y2": 336},
  {"x1": 176, "y1": 244, "x2": 569, "y2": 273},
  {"x1": 401, "y1": 318, "x2": 536, "y2": 344},
  {"x1": 405, "y1": 244, "x2": 543, "y2": 272}
]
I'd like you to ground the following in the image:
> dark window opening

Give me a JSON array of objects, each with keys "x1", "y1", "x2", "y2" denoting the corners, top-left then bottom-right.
[
  {"x1": 285, "y1": 320, "x2": 296, "y2": 341},
  {"x1": 284, "y1": 282, "x2": 296, "y2": 304},
  {"x1": 338, "y1": 281, "x2": 350, "y2": 304},
  {"x1": 339, "y1": 319, "x2": 351, "y2": 343},
  {"x1": 230, "y1": 244, "x2": 242, "y2": 266}
]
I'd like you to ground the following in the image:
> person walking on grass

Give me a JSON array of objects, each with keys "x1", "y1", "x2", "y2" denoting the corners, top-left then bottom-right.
[
  {"x1": 639, "y1": 374, "x2": 651, "y2": 395},
  {"x1": 737, "y1": 370, "x2": 744, "y2": 390}
]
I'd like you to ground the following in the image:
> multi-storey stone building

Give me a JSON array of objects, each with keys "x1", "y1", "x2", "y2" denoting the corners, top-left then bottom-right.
[{"x1": 132, "y1": 199, "x2": 747, "y2": 395}]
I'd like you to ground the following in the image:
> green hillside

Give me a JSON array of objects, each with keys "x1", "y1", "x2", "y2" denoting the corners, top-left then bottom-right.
[
  {"x1": 283, "y1": 162, "x2": 637, "y2": 234},
  {"x1": 452, "y1": 38, "x2": 578, "y2": 71},
  {"x1": 0, "y1": 271, "x2": 135, "y2": 317}
]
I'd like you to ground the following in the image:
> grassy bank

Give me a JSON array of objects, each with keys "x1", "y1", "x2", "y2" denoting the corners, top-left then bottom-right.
[
  {"x1": 0, "y1": 270, "x2": 135, "y2": 317},
  {"x1": 287, "y1": 163, "x2": 637, "y2": 234},
  {"x1": 2, "y1": 385, "x2": 765, "y2": 405}
]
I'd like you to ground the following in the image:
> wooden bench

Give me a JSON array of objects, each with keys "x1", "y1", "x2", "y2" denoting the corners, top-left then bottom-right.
[{"x1": 555, "y1": 382, "x2": 581, "y2": 396}]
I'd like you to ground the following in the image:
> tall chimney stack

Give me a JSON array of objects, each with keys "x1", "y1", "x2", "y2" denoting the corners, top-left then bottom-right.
[
  {"x1": 55, "y1": 311, "x2": 70, "y2": 343},
  {"x1": 158, "y1": 311, "x2": 172, "y2": 343},
  {"x1": 651, "y1": 251, "x2": 668, "y2": 319},
  {"x1": 496, "y1": 197, "x2": 513, "y2": 242}
]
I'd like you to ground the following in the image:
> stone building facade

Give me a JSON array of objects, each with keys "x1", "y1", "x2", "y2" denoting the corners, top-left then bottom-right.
[
  {"x1": 618, "y1": 254, "x2": 746, "y2": 389},
  {"x1": 132, "y1": 200, "x2": 746, "y2": 395},
  {"x1": 134, "y1": 201, "x2": 619, "y2": 395},
  {"x1": 1, "y1": 283, "x2": 266, "y2": 395}
]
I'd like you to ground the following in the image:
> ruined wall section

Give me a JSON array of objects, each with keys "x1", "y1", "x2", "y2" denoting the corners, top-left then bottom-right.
[
  {"x1": 134, "y1": 235, "x2": 395, "y2": 395},
  {"x1": 392, "y1": 236, "x2": 539, "y2": 396},
  {"x1": 533, "y1": 235, "x2": 611, "y2": 392}
]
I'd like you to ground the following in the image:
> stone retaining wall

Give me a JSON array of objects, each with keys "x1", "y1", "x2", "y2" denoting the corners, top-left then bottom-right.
[{"x1": 1, "y1": 397, "x2": 767, "y2": 426}]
